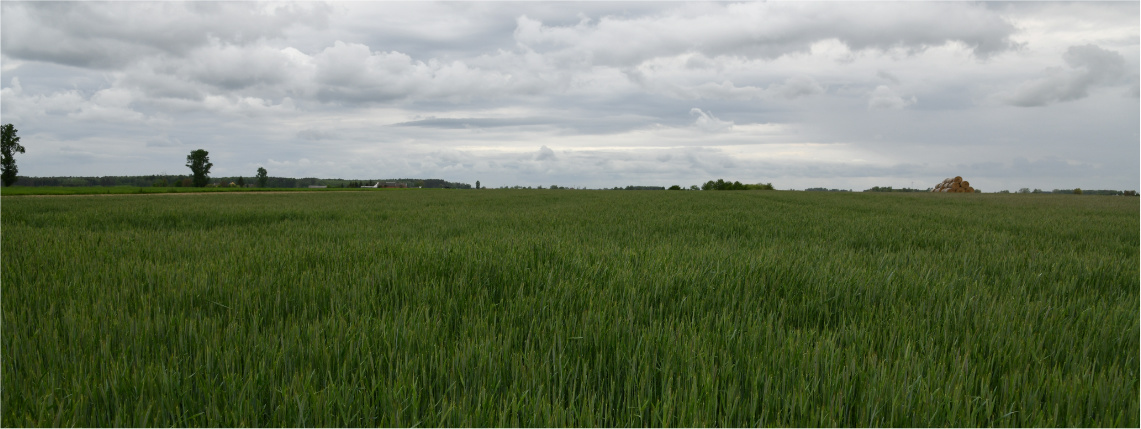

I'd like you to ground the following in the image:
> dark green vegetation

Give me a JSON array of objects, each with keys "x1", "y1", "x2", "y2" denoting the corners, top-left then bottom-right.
[
  {"x1": 863, "y1": 186, "x2": 931, "y2": 193},
  {"x1": 12, "y1": 176, "x2": 473, "y2": 189},
  {"x1": 185, "y1": 149, "x2": 214, "y2": 188},
  {"x1": 2, "y1": 191, "x2": 1137, "y2": 426},
  {"x1": 1, "y1": 124, "x2": 24, "y2": 187},
  {"x1": 702, "y1": 179, "x2": 775, "y2": 191},
  {"x1": 0, "y1": 186, "x2": 372, "y2": 196}
]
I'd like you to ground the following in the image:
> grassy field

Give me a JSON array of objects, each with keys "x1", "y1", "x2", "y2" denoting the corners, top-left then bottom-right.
[
  {"x1": 2, "y1": 190, "x2": 1137, "y2": 426},
  {"x1": 0, "y1": 186, "x2": 386, "y2": 196}
]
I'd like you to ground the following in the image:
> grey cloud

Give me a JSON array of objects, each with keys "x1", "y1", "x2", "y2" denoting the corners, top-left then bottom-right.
[
  {"x1": 1063, "y1": 44, "x2": 1129, "y2": 82},
  {"x1": 770, "y1": 76, "x2": 825, "y2": 99},
  {"x1": 120, "y1": 67, "x2": 206, "y2": 101},
  {"x1": 534, "y1": 145, "x2": 557, "y2": 161},
  {"x1": 182, "y1": 45, "x2": 297, "y2": 91},
  {"x1": 513, "y1": 2, "x2": 1018, "y2": 67},
  {"x1": 824, "y1": 3, "x2": 1018, "y2": 57},
  {"x1": 394, "y1": 117, "x2": 551, "y2": 129},
  {"x1": 389, "y1": 104, "x2": 663, "y2": 135},
  {"x1": 422, "y1": 149, "x2": 474, "y2": 170},
  {"x1": 297, "y1": 129, "x2": 336, "y2": 141},
  {"x1": 1003, "y1": 44, "x2": 1134, "y2": 107},
  {"x1": 867, "y1": 86, "x2": 916, "y2": 110},
  {"x1": 679, "y1": 147, "x2": 737, "y2": 173},
  {"x1": 3, "y1": 2, "x2": 1135, "y2": 192},
  {"x1": 973, "y1": 156, "x2": 1096, "y2": 178},
  {"x1": 684, "y1": 54, "x2": 720, "y2": 70},
  {"x1": 943, "y1": 156, "x2": 1130, "y2": 190},
  {"x1": 624, "y1": 66, "x2": 827, "y2": 103},
  {"x1": 652, "y1": 81, "x2": 767, "y2": 101},
  {"x1": 311, "y1": 41, "x2": 520, "y2": 104},
  {"x1": 145, "y1": 136, "x2": 182, "y2": 148},
  {"x1": 0, "y1": 2, "x2": 329, "y2": 69}
]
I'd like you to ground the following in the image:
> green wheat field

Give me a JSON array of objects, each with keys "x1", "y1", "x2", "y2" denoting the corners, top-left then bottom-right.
[{"x1": 2, "y1": 190, "x2": 1137, "y2": 426}]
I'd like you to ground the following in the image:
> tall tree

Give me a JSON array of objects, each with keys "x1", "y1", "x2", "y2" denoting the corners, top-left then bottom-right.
[
  {"x1": 1, "y1": 124, "x2": 25, "y2": 187},
  {"x1": 256, "y1": 167, "x2": 268, "y2": 188},
  {"x1": 185, "y1": 149, "x2": 213, "y2": 187}
]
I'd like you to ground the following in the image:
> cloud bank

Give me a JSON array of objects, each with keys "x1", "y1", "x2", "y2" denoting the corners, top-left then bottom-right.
[{"x1": 1, "y1": 1, "x2": 1137, "y2": 191}]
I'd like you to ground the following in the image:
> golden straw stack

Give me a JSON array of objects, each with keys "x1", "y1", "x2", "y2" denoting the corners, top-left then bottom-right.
[{"x1": 930, "y1": 176, "x2": 976, "y2": 193}]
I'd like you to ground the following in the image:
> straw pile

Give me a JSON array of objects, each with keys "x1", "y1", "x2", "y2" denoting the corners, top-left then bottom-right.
[{"x1": 931, "y1": 176, "x2": 975, "y2": 193}]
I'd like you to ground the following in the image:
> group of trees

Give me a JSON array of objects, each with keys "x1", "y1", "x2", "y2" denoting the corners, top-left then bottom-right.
[
  {"x1": 184, "y1": 150, "x2": 265, "y2": 188},
  {"x1": 600, "y1": 180, "x2": 777, "y2": 191},
  {"x1": 619, "y1": 186, "x2": 666, "y2": 191},
  {"x1": 701, "y1": 179, "x2": 774, "y2": 191}
]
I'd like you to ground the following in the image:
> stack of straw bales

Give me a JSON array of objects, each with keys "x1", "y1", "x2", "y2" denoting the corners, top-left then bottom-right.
[{"x1": 932, "y1": 176, "x2": 975, "y2": 193}]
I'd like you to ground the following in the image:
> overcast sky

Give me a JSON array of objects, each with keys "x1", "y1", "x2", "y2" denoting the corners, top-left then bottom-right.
[{"x1": 2, "y1": 1, "x2": 1137, "y2": 190}]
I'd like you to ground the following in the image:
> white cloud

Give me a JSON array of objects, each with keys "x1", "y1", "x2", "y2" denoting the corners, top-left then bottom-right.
[
  {"x1": 0, "y1": 77, "x2": 160, "y2": 125},
  {"x1": 512, "y1": 2, "x2": 1018, "y2": 68},
  {"x1": 690, "y1": 108, "x2": 733, "y2": 133}
]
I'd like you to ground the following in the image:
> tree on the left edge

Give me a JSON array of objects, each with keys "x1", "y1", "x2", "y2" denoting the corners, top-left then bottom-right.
[
  {"x1": 186, "y1": 149, "x2": 213, "y2": 187},
  {"x1": 1, "y1": 124, "x2": 25, "y2": 187}
]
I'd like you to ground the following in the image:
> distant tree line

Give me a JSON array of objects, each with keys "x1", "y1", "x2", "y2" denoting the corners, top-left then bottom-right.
[
  {"x1": 1005, "y1": 188, "x2": 1136, "y2": 196},
  {"x1": 701, "y1": 179, "x2": 774, "y2": 191},
  {"x1": 862, "y1": 186, "x2": 931, "y2": 193},
  {"x1": 497, "y1": 185, "x2": 592, "y2": 190},
  {"x1": 616, "y1": 185, "x2": 666, "y2": 191},
  {"x1": 805, "y1": 188, "x2": 852, "y2": 192},
  {"x1": 13, "y1": 175, "x2": 474, "y2": 189},
  {"x1": 15, "y1": 175, "x2": 194, "y2": 187}
]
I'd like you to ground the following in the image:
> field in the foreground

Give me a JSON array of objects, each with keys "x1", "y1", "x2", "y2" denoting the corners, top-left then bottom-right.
[{"x1": 2, "y1": 190, "x2": 1137, "y2": 426}]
